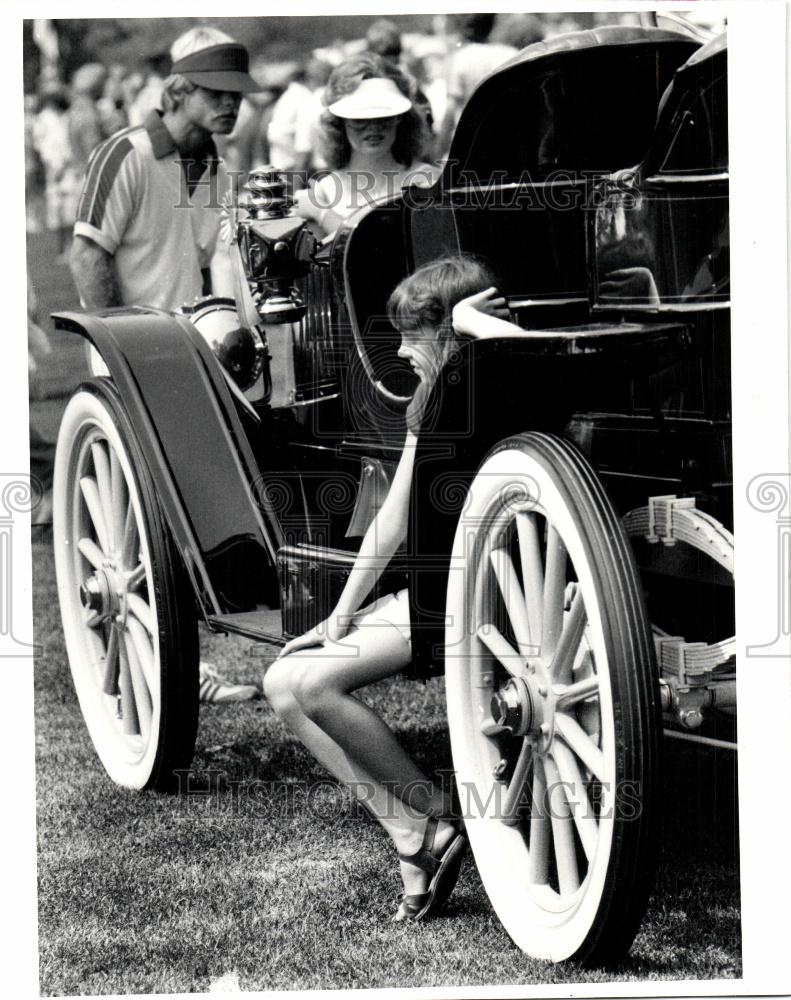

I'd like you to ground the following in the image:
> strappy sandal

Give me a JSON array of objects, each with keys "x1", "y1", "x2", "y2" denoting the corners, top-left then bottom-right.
[{"x1": 393, "y1": 815, "x2": 467, "y2": 922}]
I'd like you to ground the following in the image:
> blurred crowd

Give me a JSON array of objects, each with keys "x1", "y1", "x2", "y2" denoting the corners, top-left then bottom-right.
[{"x1": 25, "y1": 11, "x2": 658, "y2": 245}]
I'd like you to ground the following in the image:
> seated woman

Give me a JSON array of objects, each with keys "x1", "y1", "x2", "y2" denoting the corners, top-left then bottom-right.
[
  {"x1": 294, "y1": 52, "x2": 435, "y2": 239},
  {"x1": 263, "y1": 256, "x2": 511, "y2": 922}
]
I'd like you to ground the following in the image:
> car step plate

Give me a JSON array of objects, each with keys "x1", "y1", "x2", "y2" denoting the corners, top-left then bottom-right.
[{"x1": 206, "y1": 609, "x2": 284, "y2": 645}]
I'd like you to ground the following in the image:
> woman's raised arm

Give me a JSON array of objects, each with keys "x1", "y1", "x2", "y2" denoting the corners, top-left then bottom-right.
[{"x1": 451, "y1": 287, "x2": 523, "y2": 339}]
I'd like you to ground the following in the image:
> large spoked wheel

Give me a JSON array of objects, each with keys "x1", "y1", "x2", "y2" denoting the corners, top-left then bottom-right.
[
  {"x1": 53, "y1": 385, "x2": 199, "y2": 791},
  {"x1": 445, "y1": 432, "x2": 660, "y2": 965}
]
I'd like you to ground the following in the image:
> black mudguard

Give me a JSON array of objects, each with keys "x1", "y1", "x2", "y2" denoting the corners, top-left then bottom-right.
[{"x1": 54, "y1": 307, "x2": 283, "y2": 618}]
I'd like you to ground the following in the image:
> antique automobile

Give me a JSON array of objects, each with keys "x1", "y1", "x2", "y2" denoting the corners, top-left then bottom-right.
[{"x1": 52, "y1": 26, "x2": 731, "y2": 966}]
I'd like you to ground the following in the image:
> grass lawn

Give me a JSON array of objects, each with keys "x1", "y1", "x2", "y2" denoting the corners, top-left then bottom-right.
[{"x1": 33, "y1": 529, "x2": 742, "y2": 995}]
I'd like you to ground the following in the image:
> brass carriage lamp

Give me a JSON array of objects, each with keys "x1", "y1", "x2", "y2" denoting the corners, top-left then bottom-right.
[
  {"x1": 185, "y1": 167, "x2": 315, "y2": 401},
  {"x1": 236, "y1": 166, "x2": 315, "y2": 324}
]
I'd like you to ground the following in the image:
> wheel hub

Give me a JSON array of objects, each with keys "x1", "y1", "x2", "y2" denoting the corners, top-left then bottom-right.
[
  {"x1": 490, "y1": 677, "x2": 534, "y2": 736},
  {"x1": 490, "y1": 673, "x2": 551, "y2": 744},
  {"x1": 79, "y1": 568, "x2": 124, "y2": 622}
]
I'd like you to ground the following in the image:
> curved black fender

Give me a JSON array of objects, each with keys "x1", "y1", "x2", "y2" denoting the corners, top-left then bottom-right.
[{"x1": 54, "y1": 307, "x2": 283, "y2": 617}]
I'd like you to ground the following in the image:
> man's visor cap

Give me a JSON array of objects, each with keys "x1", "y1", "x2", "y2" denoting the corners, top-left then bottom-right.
[{"x1": 171, "y1": 43, "x2": 262, "y2": 93}]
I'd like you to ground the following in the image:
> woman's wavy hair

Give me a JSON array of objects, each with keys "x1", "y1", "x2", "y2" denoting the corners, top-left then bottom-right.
[
  {"x1": 319, "y1": 52, "x2": 429, "y2": 170},
  {"x1": 387, "y1": 254, "x2": 500, "y2": 347},
  {"x1": 389, "y1": 255, "x2": 502, "y2": 433}
]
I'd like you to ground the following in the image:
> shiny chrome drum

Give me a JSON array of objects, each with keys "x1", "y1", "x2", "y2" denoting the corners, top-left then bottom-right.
[{"x1": 187, "y1": 296, "x2": 265, "y2": 391}]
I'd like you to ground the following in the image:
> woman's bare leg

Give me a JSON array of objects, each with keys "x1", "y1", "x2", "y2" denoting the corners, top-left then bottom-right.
[
  {"x1": 273, "y1": 623, "x2": 450, "y2": 813},
  {"x1": 263, "y1": 623, "x2": 456, "y2": 895}
]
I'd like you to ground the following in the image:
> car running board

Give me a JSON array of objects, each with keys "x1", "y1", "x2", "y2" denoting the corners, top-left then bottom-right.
[{"x1": 206, "y1": 609, "x2": 284, "y2": 645}]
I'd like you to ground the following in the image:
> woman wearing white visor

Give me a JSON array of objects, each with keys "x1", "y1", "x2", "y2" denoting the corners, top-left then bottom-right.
[{"x1": 294, "y1": 53, "x2": 435, "y2": 237}]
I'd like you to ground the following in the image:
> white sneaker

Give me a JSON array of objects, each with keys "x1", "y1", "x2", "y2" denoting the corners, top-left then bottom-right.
[{"x1": 199, "y1": 661, "x2": 259, "y2": 704}]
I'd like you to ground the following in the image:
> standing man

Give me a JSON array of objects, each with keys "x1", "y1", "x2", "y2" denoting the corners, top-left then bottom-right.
[
  {"x1": 69, "y1": 28, "x2": 262, "y2": 702},
  {"x1": 70, "y1": 28, "x2": 259, "y2": 312}
]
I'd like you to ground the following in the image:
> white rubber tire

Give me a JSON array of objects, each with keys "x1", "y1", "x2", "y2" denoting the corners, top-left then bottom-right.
[
  {"x1": 445, "y1": 432, "x2": 660, "y2": 965},
  {"x1": 53, "y1": 386, "x2": 198, "y2": 790}
]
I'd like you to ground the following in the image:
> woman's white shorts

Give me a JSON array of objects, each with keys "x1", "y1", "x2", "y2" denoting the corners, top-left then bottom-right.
[{"x1": 350, "y1": 589, "x2": 411, "y2": 647}]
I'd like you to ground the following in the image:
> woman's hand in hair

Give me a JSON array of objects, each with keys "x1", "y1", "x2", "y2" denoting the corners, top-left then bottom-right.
[{"x1": 452, "y1": 287, "x2": 512, "y2": 338}]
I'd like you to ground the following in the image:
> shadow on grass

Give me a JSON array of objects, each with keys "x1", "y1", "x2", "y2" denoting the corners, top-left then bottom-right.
[{"x1": 638, "y1": 743, "x2": 741, "y2": 976}]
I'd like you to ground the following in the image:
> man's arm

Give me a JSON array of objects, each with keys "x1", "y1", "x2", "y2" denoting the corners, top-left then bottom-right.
[{"x1": 69, "y1": 235, "x2": 122, "y2": 309}]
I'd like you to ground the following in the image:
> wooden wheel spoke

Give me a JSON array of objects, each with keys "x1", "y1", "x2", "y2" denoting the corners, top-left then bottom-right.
[
  {"x1": 109, "y1": 447, "x2": 128, "y2": 557},
  {"x1": 489, "y1": 547, "x2": 539, "y2": 659},
  {"x1": 127, "y1": 563, "x2": 146, "y2": 592},
  {"x1": 516, "y1": 512, "x2": 544, "y2": 649},
  {"x1": 77, "y1": 537, "x2": 105, "y2": 571},
  {"x1": 543, "y1": 755, "x2": 580, "y2": 895},
  {"x1": 501, "y1": 740, "x2": 533, "y2": 825},
  {"x1": 101, "y1": 626, "x2": 120, "y2": 696},
  {"x1": 121, "y1": 634, "x2": 152, "y2": 741},
  {"x1": 117, "y1": 636, "x2": 141, "y2": 736},
  {"x1": 551, "y1": 743, "x2": 599, "y2": 863},
  {"x1": 126, "y1": 616, "x2": 157, "y2": 692},
  {"x1": 541, "y1": 527, "x2": 566, "y2": 663},
  {"x1": 79, "y1": 475, "x2": 110, "y2": 554},
  {"x1": 554, "y1": 674, "x2": 600, "y2": 710},
  {"x1": 527, "y1": 758, "x2": 551, "y2": 883},
  {"x1": 127, "y1": 592, "x2": 154, "y2": 636},
  {"x1": 549, "y1": 589, "x2": 587, "y2": 684},
  {"x1": 476, "y1": 624, "x2": 525, "y2": 678},
  {"x1": 572, "y1": 629, "x2": 594, "y2": 675},
  {"x1": 121, "y1": 501, "x2": 138, "y2": 571},
  {"x1": 555, "y1": 712, "x2": 605, "y2": 782},
  {"x1": 91, "y1": 442, "x2": 115, "y2": 554}
]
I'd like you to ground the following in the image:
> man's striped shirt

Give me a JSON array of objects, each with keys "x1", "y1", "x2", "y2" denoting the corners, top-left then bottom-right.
[{"x1": 74, "y1": 111, "x2": 230, "y2": 312}]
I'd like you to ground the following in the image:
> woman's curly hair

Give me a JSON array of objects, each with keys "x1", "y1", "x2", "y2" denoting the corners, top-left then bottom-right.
[
  {"x1": 319, "y1": 52, "x2": 430, "y2": 170},
  {"x1": 387, "y1": 254, "x2": 500, "y2": 346},
  {"x1": 387, "y1": 254, "x2": 502, "y2": 433}
]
